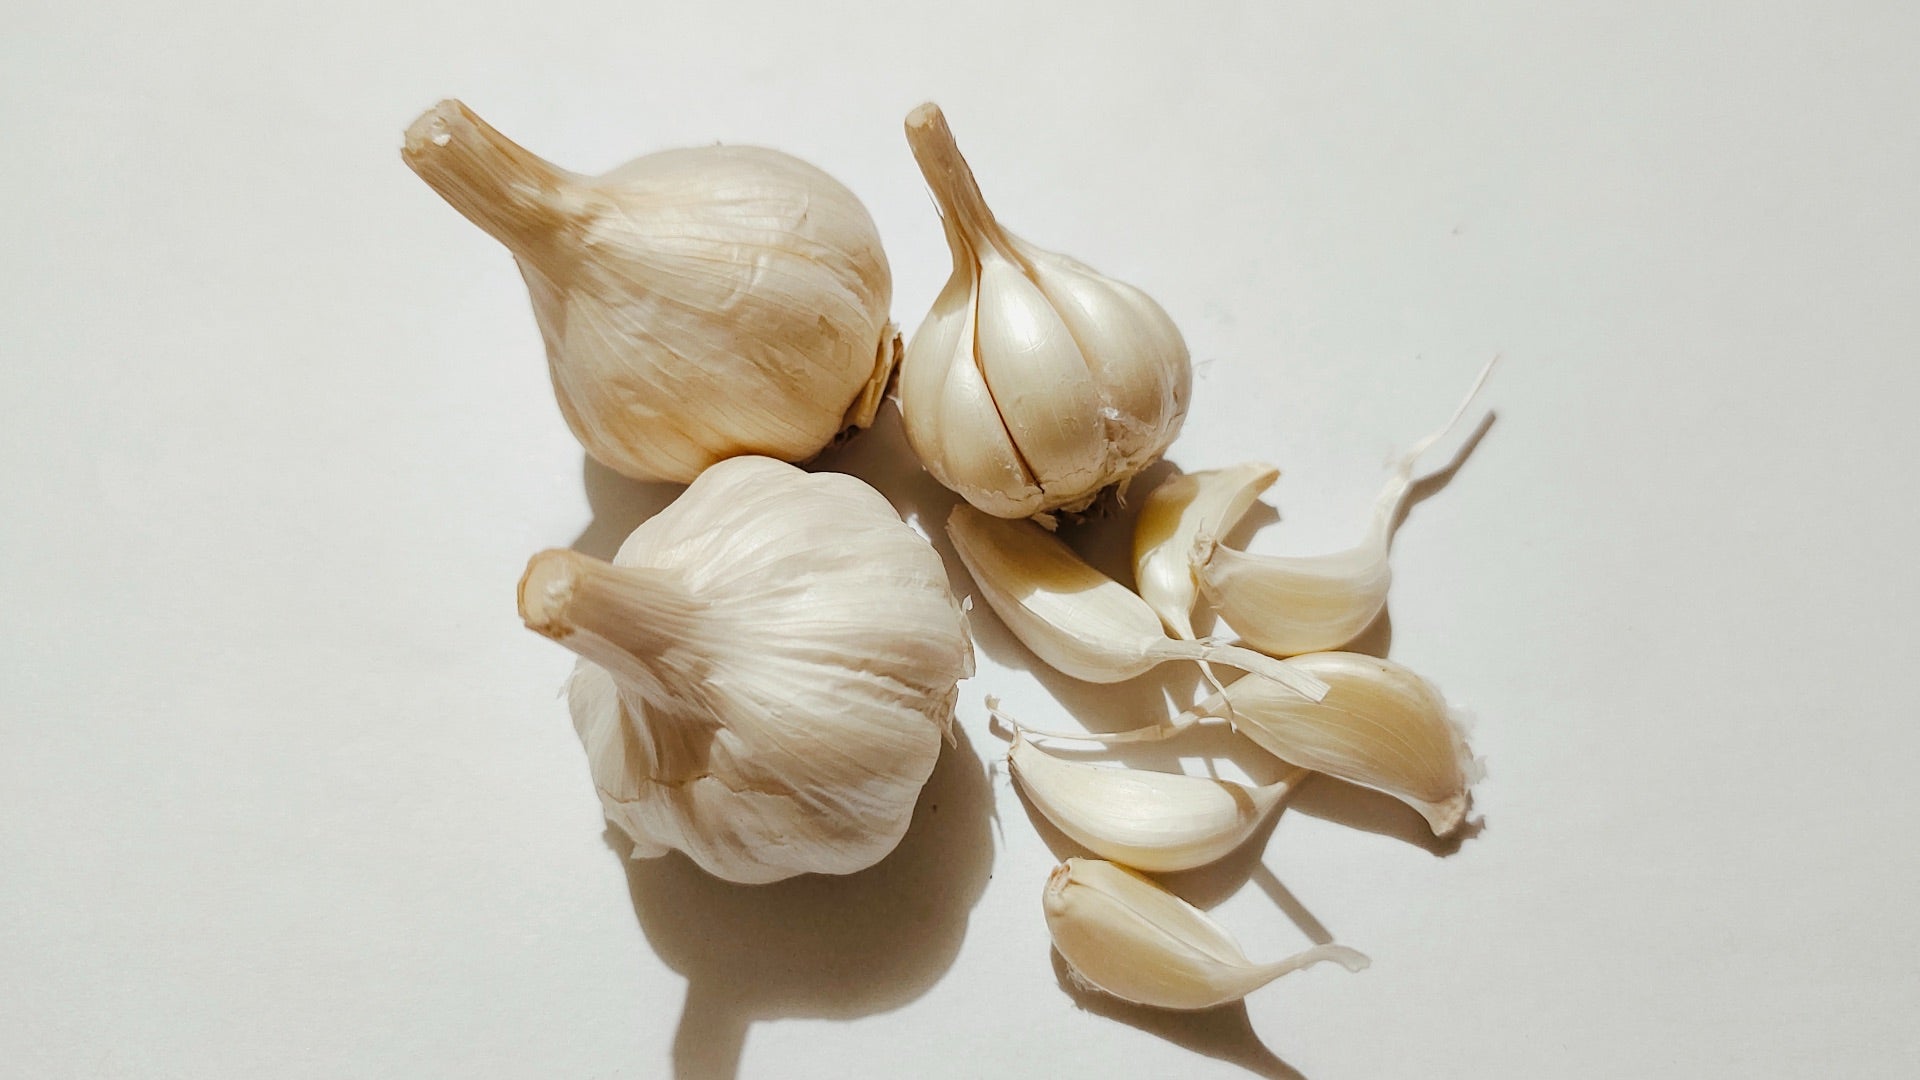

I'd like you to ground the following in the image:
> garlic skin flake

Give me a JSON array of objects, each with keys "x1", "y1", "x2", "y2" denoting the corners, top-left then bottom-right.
[
  {"x1": 1044, "y1": 858, "x2": 1368, "y2": 1011},
  {"x1": 517, "y1": 457, "x2": 973, "y2": 884},
  {"x1": 946, "y1": 505, "x2": 1328, "y2": 701},
  {"x1": 897, "y1": 103, "x2": 1192, "y2": 519},
  {"x1": 404, "y1": 100, "x2": 898, "y2": 484},
  {"x1": 1193, "y1": 361, "x2": 1494, "y2": 656},
  {"x1": 1202, "y1": 652, "x2": 1480, "y2": 835},
  {"x1": 1133, "y1": 463, "x2": 1281, "y2": 639},
  {"x1": 1007, "y1": 732, "x2": 1307, "y2": 873}
]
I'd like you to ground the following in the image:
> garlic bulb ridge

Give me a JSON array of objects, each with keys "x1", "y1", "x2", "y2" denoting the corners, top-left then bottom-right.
[
  {"x1": 898, "y1": 103, "x2": 1192, "y2": 519},
  {"x1": 517, "y1": 456, "x2": 973, "y2": 884},
  {"x1": 404, "y1": 100, "x2": 899, "y2": 484}
]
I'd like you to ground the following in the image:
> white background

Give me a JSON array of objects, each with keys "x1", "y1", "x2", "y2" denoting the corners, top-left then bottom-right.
[{"x1": 4, "y1": 2, "x2": 1917, "y2": 1077}]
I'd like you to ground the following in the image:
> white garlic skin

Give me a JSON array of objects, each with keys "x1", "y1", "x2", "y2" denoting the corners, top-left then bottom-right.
[
  {"x1": 1133, "y1": 463, "x2": 1281, "y2": 640},
  {"x1": 518, "y1": 457, "x2": 973, "y2": 884},
  {"x1": 1008, "y1": 734, "x2": 1305, "y2": 873},
  {"x1": 1044, "y1": 858, "x2": 1368, "y2": 1011},
  {"x1": 1206, "y1": 652, "x2": 1480, "y2": 835},
  {"x1": 404, "y1": 100, "x2": 898, "y2": 483},
  {"x1": 898, "y1": 103, "x2": 1191, "y2": 519}
]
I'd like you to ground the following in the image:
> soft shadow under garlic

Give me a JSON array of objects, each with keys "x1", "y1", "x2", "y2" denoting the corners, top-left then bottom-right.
[
  {"x1": 1287, "y1": 775, "x2": 1484, "y2": 857},
  {"x1": 612, "y1": 726, "x2": 993, "y2": 1080},
  {"x1": 1049, "y1": 950, "x2": 1310, "y2": 1080},
  {"x1": 570, "y1": 456, "x2": 683, "y2": 561}
]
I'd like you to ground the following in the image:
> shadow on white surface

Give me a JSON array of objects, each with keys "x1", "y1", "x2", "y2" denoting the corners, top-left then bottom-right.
[
  {"x1": 608, "y1": 725, "x2": 993, "y2": 1080},
  {"x1": 570, "y1": 457, "x2": 683, "y2": 560},
  {"x1": 1048, "y1": 950, "x2": 1309, "y2": 1080}
]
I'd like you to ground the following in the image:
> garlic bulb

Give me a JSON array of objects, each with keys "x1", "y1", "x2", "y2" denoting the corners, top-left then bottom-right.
[
  {"x1": 1132, "y1": 463, "x2": 1280, "y2": 639},
  {"x1": 403, "y1": 100, "x2": 898, "y2": 483},
  {"x1": 1193, "y1": 361, "x2": 1494, "y2": 655},
  {"x1": 946, "y1": 505, "x2": 1328, "y2": 701},
  {"x1": 516, "y1": 456, "x2": 973, "y2": 884},
  {"x1": 1017, "y1": 652, "x2": 1479, "y2": 836},
  {"x1": 897, "y1": 103, "x2": 1192, "y2": 519},
  {"x1": 1005, "y1": 729, "x2": 1307, "y2": 873},
  {"x1": 1045, "y1": 858, "x2": 1369, "y2": 1011}
]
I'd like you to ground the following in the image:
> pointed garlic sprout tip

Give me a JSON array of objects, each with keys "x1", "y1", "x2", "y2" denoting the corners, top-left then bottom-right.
[{"x1": 1194, "y1": 360, "x2": 1497, "y2": 656}]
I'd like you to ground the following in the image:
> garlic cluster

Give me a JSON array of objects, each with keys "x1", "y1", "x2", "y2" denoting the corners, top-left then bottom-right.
[
  {"x1": 897, "y1": 104, "x2": 1192, "y2": 519},
  {"x1": 517, "y1": 456, "x2": 973, "y2": 884},
  {"x1": 404, "y1": 100, "x2": 898, "y2": 483},
  {"x1": 1044, "y1": 858, "x2": 1368, "y2": 1011}
]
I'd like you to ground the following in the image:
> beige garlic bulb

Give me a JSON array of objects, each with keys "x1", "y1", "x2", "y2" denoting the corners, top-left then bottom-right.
[
  {"x1": 897, "y1": 103, "x2": 1192, "y2": 520},
  {"x1": 516, "y1": 456, "x2": 973, "y2": 884},
  {"x1": 1045, "y1": 858, "x2": 1368, "y2": 1011},
  {"x1": 403, "y1": 100, "x2": 898, "y2": 483}
]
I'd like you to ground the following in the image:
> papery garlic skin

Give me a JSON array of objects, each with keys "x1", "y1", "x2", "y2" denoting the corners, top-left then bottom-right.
[
  {"x1": 1133, "y1": 463, "x2": 1280, "y2": 639},
  {"x1": 1192, "y1": 361, "x2": 1494, "y2": 655},
  {"x1": 517, "y1": 457, "x2": 973, "y2": 884},
  {"x1": 1007, "y1": 733, "x2": 1306, "y2": 873},
  {"x1": 898, "y1": 103, "x2": 1191, "y2": 519},
  {"x1": 1203, "y1": 652, "x2": 1480, "y2": 835},
  {"x1": 946, "y1": 505, "x2": 1328, "y2": 701},
  {"x1": 1044, "y1": 858, "x2": 1368, "y2": 1011},
  {"x1": 404, "y1": 100, "x2": 898, "y2": 483}
]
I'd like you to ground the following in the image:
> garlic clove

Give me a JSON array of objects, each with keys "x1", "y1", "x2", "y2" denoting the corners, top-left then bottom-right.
[
  {"x1": 1007, "y1": 733, "x2": 1307, "y2": 873},
  {"x1": 1133, "y1": 463, "x2": 1281, "y2": 639},
  {"x1": 1192, "y1": 360, "x2": 1495, "y2": 656},
  {"x1": 517, "y1": 456, "x2": 974, "y2": 884},
  {"x1": 899, "y1": 103, "x2": 1191, "y2": 518},
  {"x1": 1200, "y1": 652, "x2": 1480, "y2": 835},
  {"x1": 946, "y1": 505, "x2": 1328, "y2": 700},
  {"x1": 1044, "y1": 858, "x2": 1369, "y2": 1011},
  {"x1": 404, "y1": 100, "x2": 898, "y2": 484}
]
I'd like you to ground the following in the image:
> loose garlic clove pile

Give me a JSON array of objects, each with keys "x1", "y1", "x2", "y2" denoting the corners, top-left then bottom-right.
[
  {"x1": 1044, "y1": 858, "x2": 1369, "y2": 1011},
  {"x1": 946, "y1": 504, "x2": 1328, "y2": 701},
  {"x1": 403, "y1": 100, "x2": 898, "y2": 483},
  {"x1": 1193, "y1": 360, "x2": 1495, "y2": 655},
  {"x1": 1004, "y1": 728, "x2": 1307, "y2": 874},
  {"x1": 897, "y1": 103, "x2": 1192, "y2": 520},
  {"x1": 1132, "y1": 462, "x2": 1281, "y2": 639},
  {"x1": 517, "y1": 456, "x2": 973, "y2": 884}
]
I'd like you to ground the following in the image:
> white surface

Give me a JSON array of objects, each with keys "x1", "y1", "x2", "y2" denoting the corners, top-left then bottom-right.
[{"x1": 4, "y1": 2, "x2": 1917, "y2": 1077}]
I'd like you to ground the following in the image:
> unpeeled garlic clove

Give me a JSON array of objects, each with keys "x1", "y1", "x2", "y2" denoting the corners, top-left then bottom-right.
[
  {"x1": 1044, "y1": 858, "x2": 1369, "y2": 1011},
  {"x1": 403, "y1": 100, "x2": 898, "y2": 483},
  {"x1": 1006, "y1": 730, "x2": 1307, "y2": 873},
  {"x1": 1132, "y1": 463, "x2": 1281, "y2": 639},
  {"x1": 1193, "y1": 360, "x2": 1495, "y2": 656},
  {"x1": 1201, "y1": 652, "x2": 1480, "y2": 835},
  {"x1": 946, "y1": 505, "x2": 1328, "y2": 701},
  {"x1": 897, "y1": 103, "x2": 1191, "y2": 519}
]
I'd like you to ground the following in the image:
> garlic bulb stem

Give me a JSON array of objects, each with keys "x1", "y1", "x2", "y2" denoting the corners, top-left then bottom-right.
[
  {"x1": 518, "y1": 548, "x2": 698, "y2": 707},
  {"x1": 403, "y1": 100, "x2": 577, "y2": 279},
  {"x1": 904, "y1": 103, "x2": 1018, "y2": 264}
]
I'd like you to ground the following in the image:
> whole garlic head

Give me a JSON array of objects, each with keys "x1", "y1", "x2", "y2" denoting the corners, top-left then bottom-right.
[
  {"x1": 897, "y1": 104, "x2": 1192, "y2": 519},
  {"x1": 516, "y1": 456, "x2": 974, "y2": 884},
  {"x1": 404, "y1": 100, "x2": 898, "y2": 484}
]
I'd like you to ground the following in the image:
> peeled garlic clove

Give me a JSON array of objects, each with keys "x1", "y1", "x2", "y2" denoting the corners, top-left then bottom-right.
[
  {"x1": 1133, "y1": 463, "x2": 1281, "y2": 639},
  {"x1": 946, "y1": 505, "x2": 1328, "y2": 701},
  {"x1": 1199, "y1": 652, "x2": 1480, "y2": 835},
  {"x1": 1044, "y1": 858, "x2": 1369, "y2": 1011},
  {"x1": 403, "y1": 100, "x2": 898, "y2": 483},
  {"x1": 1192, "y1": 361, "x2": 1495, "y2": 655},
  {"x1": 1008, "y1": 733, "x2": 1306, "y2": 873},
  {"x1": 899, "y1": 103, "x2": 1191, "y2": 519},
  {"x1": 518, "y1": 457, "x2": 974, "y2": 884}
]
